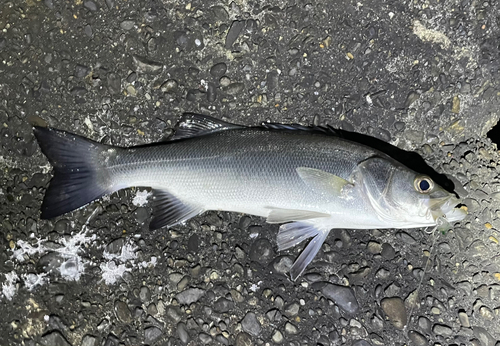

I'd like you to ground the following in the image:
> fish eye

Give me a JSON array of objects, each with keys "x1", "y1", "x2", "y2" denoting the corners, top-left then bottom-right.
[{"x1": 414, "y1": 176, "x2": 434, "y2": 193}]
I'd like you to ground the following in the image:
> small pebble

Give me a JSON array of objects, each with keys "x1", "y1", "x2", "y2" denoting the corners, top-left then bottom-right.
[
  {"x1": 408, "y1": 330, "x2": 428, "y2": 346},
  {"x1": 381, "y1": 297, "x2": 407, "y2": 329},
  {"x1": 120, "y1": 20, "x2": 135, "y2": 30},
  {"x1": 272, "y1": 330, "x2": 283, "y2": 343},
  {"x1": 320, "y1": 283, "x2": 359, "y2": 314},
  {"x1": 176, "y1": 288, "x2": 205, "y2": 305},
  {"x1": 433, "y1": 323, "x2": 453, "y2": 336},
  {"x1": 285, "y1": 322, "x2": 298, "y2": 334},
  {"x1": 241, "y1": 312, "x2": 261, "y2": 336},
  {"x1": 210, "y1": 62, "x2": 227, "y2": 77},
  {"x1": 144, "y1": 327, "x2": 162, "y2": 343}
]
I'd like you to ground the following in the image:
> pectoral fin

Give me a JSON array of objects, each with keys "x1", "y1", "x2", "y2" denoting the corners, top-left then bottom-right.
[
  {"x1": 266, "y1": 207, "x2": 330, "y2": 224},
  {"x1": 276, "y1": 221, "x2": 331, "y2": 281},
  {"x1": 296, "y1": 167, "x2": 352, "y2": 196},
  {"x1": 149, "y1": 190, "x2": 204, "y2": 230}
]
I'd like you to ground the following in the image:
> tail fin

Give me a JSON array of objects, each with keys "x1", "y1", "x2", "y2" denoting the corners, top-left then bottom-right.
[{"x1": 33, "y1": 126, "x2": 114, "y2": 219}]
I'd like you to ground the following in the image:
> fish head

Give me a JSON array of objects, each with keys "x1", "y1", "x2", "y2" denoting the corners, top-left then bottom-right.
[{"x1": 357, "y1": 156, "x2": 467, "y2": 227}]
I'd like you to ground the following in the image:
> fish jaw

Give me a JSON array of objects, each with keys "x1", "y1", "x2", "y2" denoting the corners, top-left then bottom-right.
[
  {"x1": 442, "y1": 202, "x2": 467, "y2": 222},
  {"x1": 427, "y1": 194, "x2": 467, "y2": 223}
]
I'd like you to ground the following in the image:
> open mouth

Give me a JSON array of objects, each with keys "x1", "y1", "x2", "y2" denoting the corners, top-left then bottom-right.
[{"x1": 426, "y1": 195, "x2": 467, "y2": 222}]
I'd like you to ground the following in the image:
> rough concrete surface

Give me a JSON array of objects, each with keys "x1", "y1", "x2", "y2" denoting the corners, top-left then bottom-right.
[{"x1": 1, "y1": 0, "x2": 500, "y2": 345}]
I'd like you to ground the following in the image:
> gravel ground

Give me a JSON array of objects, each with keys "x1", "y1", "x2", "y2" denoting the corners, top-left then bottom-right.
[{"x1": 1, "y1": 0, "x2": 500, "y2": 345}]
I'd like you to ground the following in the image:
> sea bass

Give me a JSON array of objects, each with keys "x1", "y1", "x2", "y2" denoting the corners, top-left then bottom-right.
[{"x1": 33, "y1": 114, "x2": 466, "y2": 280}]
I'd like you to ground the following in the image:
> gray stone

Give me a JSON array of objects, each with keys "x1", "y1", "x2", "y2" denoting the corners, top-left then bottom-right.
[
  {"x1": 161, "y1": 79, "x2": 178, "y2": 93},
  {"x1": 81, "y1": 335, "x2": 96, "y2": 346},
  {"x1": 114, "y1": 300, "x2": 132, "y2": 323},
  {"x1": 266, "y1": 308, "x2": 282, "y2": 322},
  {"x1": 120, "y1": 20, "x2": 135, "y2": 30},
  {"x1": 320, "y1": 283, "x2": 359, "y2": 314},
  {"x1": 140, "y1": 286, "x2": 151, "y2": 302},
  {"x1": 166, "y1": 305, "x2": 182, "y2": 323},
  {"x1": 352, "y1": 340, "x2": 372, "y2": 346},
  {"x1": 367, "y1": 241, "x2": 381, "y2": 254},
  {"x1": 403, "y1": 91, "x2": 420, "y2": 108},
  {"x1": 272, "y1": 330, "x2": 283, "y2": 343},
  {"x1": 224, "y1": 82, "x2": 245, "y2": 95},
  {"x1": 176, "y1": 288, "x2": 205, "y2": 305},
  {"x1": 408, "y1": 330, "x2": 427, "y2": 346},
  {"x1": 75, "y1": 64, "x2": 90, "y2": 78},
  {"x1": 213, "y1": 297, "x2": 233, "y2": 313},
  {"x1": 107, "y1": 73, "x2": 121, "y2": 94},
  {"x1": 381, "y1": 243, "x2": 395, "y2": 259},
  {"x1": 225, "y1": 20, "x2": 245, "y2": 48},
  {"x1": 418, "y1": 316, "x2": 432, "y2": 334},
  {"x1": 284, "y1": 302, "x2": 300, "y2": 317},
  {"x1": 458, "y1": 311, "x2": 470, "y2": 327},
  {"x1": 104, "y1": 0, "x2": 113, "y2": 9},
  {"x1": 285, "y1": 322, "x2": 298, "y2": 334},
  {"x1": 199, "y1": 332, "x2": 212, "y2": 344},
  {"x1": 144, "y1": 326, "x2": 162, "y2": 343},
  {"x1": 177, "y1": 322, "x2": 190, "y2": 344},
  {"x1": 210, "y1": 62, "x2": 227, "y2": 77},
  {"x1": 433, "y1": 323, "x2": 453, "y2": 336},
  {"x1": 473, "y1": 326, "x2": 496, "y2": 346},
  {"x1": 81, "y1": 335, "x2": 97, "y2": 346},
  {"x1": 249, "y1": 238, "x2": 274, "y2": 265},
  {"x1": 396, "y1": 231, "x2": 417, "y2": 244},
  {"x1": 132, "y1": 55, "x2": 163, "y2": 74},
  {"x1": 381, "y1": 297, "x2": 407, "y2": 330},
  {"x1": 235, "y1": 332, "x2": 253, "y2": 346},
  {"x1": 241, "y1": 312, "x2": 261, "y2": 336},
  {"x1": 44, "y1": 0, "x2": 54, "y2": 9},
  {"x1": 273, "y1": 256, "x2": 293, "y2": 274},
  {"x1": 84, "y1": 25, "x2": 93, "y2": 37},
  {"x1": 83, "y1": 1, "x2": 97, "y2": 11},
  {"x1": 40, "y1": 331, "x2": 71, "y2": 346}
]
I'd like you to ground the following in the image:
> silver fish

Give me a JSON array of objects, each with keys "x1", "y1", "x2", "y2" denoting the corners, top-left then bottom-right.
[{"x1": 33, "y1": 114, "x2": 466, "y2": 280}]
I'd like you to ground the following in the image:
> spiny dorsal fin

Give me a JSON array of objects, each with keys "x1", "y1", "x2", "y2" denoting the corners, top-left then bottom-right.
[{"x1": 170, "y1": 113, "x2": 245, "y2": 140}]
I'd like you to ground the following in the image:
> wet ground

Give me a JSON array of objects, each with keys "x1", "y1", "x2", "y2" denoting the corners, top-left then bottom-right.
[{"x1": 1, "y1": 0, "x2": 500, "y2": 345}]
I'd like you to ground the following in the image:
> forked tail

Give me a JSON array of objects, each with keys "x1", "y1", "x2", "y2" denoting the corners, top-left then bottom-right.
[{"x1": 33, "y1": 126, "x2": 114, "y2": 219}]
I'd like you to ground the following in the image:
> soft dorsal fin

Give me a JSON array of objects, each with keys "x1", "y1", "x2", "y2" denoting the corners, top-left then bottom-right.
[{"x1": 170, "y1": 113, "x2": 245, "y2": 140}]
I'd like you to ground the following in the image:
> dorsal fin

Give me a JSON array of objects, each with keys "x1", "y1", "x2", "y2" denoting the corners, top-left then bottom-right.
[
  {"x1": 261, "y1": 123, "x2": 342, "y2": 137},
  {"x1": 170, "y1": 113, "x2": 245, "y2": 140}
]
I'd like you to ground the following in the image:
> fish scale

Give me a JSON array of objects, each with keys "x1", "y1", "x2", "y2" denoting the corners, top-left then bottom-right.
[{"x1": 110, "y1": 129, "x2": 370, "y2": 219}]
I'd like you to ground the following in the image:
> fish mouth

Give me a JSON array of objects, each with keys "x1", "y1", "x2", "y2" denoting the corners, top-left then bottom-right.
[{"x1": 426, "y1": 194, "x2": 467, "y2": 222}]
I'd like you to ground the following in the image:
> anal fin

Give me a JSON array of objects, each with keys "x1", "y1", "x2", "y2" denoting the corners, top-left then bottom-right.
[
  {"x1": 149, "y1": 190, "x2": 204, "y2": 230},
  {"x1": 276, "y1": 221, "x2": 331, "y2": 281}
]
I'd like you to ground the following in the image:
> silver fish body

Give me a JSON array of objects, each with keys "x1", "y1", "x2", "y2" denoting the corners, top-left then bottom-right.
[{"x1": 34, "y1": 114, "x2": 466, "y2": 280}]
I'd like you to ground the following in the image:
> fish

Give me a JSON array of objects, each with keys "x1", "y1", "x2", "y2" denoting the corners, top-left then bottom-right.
[{"x1": 33, "y1": 113, "x2": 467, "y2": 280}]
